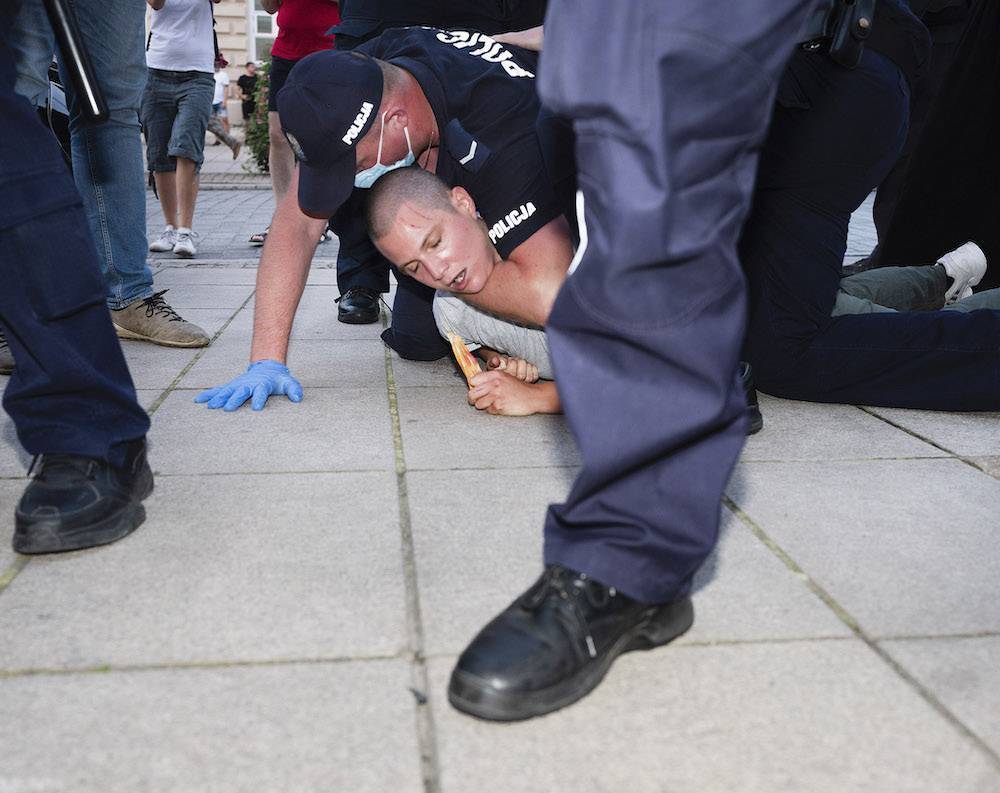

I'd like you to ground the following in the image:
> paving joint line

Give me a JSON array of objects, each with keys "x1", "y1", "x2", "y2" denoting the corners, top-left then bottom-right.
[
  {"x1": 723, "y1": 495, "x2": 1000, "y2": 770},
  {"x1": 0, "y1": 652, "x2": 403, "y2": 680},
  {"x1": 145, "y1": 292, "x2": 255, "y2": 417},
  {"x1": 858, "y1": 406, "x2": 990, "y2": 475},
  {"x1": 382, "y1": 310, "x2": 442, "y2": 793},
  {"x1": 0, "y1": 554, "x2": 30, "y2": 600}
]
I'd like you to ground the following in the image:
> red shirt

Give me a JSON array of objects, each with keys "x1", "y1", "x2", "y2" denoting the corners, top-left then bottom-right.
[{"x1": 271, "y1": 0, "x2": 340, "y2": 61}]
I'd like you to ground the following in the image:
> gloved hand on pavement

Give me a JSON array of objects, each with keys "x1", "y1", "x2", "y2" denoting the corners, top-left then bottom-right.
[{"x1": 194, "y1": 359, "x2": 303, "y2": 411}]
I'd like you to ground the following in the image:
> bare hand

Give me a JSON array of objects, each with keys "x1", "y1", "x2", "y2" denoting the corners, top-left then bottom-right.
[
  {"x1": 485, "y1": 354, "x2": 539, "y2": 383},
  {"x1": 468, "y1": 370, "x2": 542, "y2": 416}
]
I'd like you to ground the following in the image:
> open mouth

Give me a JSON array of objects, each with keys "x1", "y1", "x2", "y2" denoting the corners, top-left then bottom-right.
[{"x1": 450, "y1": 269, "x2": 467, "y2": 289}]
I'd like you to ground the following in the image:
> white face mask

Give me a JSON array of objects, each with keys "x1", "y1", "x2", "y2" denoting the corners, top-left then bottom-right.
[{"x1": 354, "y1": 111, "x2": 415, "y2": 189}]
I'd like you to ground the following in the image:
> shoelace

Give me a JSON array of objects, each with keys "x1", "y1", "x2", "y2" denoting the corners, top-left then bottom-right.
[
  {"x1": 141, "y1": 290, "x2": 184, "y2": 323},
  {"x1": 519, "y1": 566, "x2": 618, "y2": 659}
]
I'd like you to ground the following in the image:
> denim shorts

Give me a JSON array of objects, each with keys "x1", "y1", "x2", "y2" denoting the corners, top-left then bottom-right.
[{"x1": 141, "y1": 68, "x2": 214, "y2": 171}]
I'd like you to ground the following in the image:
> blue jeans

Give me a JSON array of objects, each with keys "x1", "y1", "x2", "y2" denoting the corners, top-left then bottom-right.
[{"x1": 9, "y1": 0, "x2": 153, "y2": 310}]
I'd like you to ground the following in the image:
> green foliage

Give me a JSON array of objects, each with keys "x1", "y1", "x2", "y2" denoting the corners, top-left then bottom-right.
[{"x1": 242, "y1": 57, "x2": 271, "y2": 175}]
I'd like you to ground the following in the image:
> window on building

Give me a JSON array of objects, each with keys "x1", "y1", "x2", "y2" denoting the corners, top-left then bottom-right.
[{"x1": 247, "y1": 0, "x2": 277, "y2": 61}]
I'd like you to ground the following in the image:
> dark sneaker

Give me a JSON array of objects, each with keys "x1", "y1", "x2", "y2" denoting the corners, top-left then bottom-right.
[
  {"x1": 336, "y1": 287, "x2": 380, "y2": 325},
  {"x1": 0, "y1": 329, "x2": 13, "y2": 375},
  {"x1": 14, "y1": 438, "x2": 154, "y2": 554},
  {"x1": 448, "y1": 565, "x2": 694, "y2": 721},
  {"x1": 740, "y1": 360, "x2": 763, "y2": 435},
  {"x1": 112, "y1": 290, "x2": 210, "y2": 348}
]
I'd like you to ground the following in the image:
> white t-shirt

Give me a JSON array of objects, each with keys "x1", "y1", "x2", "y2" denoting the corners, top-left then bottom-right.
[
  {"x1": 146, "y1": 0, "x2": 215, "y2": 73},
  {"x1": 213, "y1": 70, "x2": 230, "y2": 104}
]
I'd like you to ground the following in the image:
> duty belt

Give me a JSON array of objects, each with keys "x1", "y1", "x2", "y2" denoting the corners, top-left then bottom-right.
[{"x1": 799, "y1": 0, "x2": 877, "y2": 68}]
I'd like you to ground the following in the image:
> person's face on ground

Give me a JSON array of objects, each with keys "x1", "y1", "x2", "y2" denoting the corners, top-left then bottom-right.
[{"x1": 376, "y1": 190, "x2": 496, "y2": 294}]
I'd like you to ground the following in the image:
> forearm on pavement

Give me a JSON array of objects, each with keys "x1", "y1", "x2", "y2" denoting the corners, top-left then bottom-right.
[
  {"x1": 527, "y1": 381, "x2": 561, "y2": 414},
  {"x1": 250, "y1": 186, "x2": 327, "y2": 364}
]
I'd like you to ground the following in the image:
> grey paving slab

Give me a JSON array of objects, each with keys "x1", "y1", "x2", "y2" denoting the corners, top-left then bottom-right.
[
  {"x1": 846, "y1": 193, "x2": 877, "y2": 259},
  {"x1": 745, "y1": 395, "x2": 944, "y2": 461},
  {"x1": 409, "y1": 471, "x2": 849, "y2": 656},
  {"x1": 883, "y1": 636, "x2": 1000, "y2": 753},
  {"x1": 149, "y1": 388, "x2": 394, "y2": 474},
  {"x1": 148, "y1": 284, "x2": 255, "y2": 310},
  {"x1": 398, "y1": 386, "x2": 579, "y2": 470},
  {"x1": 864, "y1": 407, "x2": 1000, "y2": 457},
  {"x1": 408, "y1": 467, "x2": 572, "y2": 655},
  {"x1": 179, "y1": 337, "x2": 387, "y2": 390},
  {"x1": 429, "y1": 640, "x2": 1000, "y2": 793},
  {"x1": 0, "y1": 660, "x2": 423, "y2": 793},
  {"x1": 971, "y1": 456, "x2": 1000, "y2": 481},
  {"x1": 119, "y1": 340, "x2": 203, "y2": 390},
  {"x1": 0, "y1": 480, "x2": 23, "y2": 568},
  {"x1": 0, "y1": 471, "x2": 405, "y2": 669},
  {"x1": 0, "y1": 409, "x2": 29, "y2": 478},
  {"x1": 391, "y1": 353, "x2": 466, "y2": 387},
  {"x1": 727, "y1": 458, "x2": 1000, "y2": 636},
  {"x1": 222, "y1": 286, "x2": 387, "y2": 341},
  {"x1": 153, "y1": 266, "x2": 261, "y2": 285}
]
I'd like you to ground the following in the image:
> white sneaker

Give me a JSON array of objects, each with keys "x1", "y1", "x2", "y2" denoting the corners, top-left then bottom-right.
[
  {"x1": 939, "y1": 241, "x2": 987, "y2": 303},
  {"x1": 149, "y1": 225, "x2": 176, "y2": 252},
  {"x1": 173, "y1": 229, "x2": 198, "y2": 258}
]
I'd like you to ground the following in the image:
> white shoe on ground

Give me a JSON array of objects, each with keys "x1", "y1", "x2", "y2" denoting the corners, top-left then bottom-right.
[
  {"x1": 149, "y1": 225, "x2": 176, "y2": 252},
  {"x1": 173, "y1": 228, "x2": 198, "y2": 258},
  {"x1": 939, "y1": 241, "x2": 987, "y2": 303}
]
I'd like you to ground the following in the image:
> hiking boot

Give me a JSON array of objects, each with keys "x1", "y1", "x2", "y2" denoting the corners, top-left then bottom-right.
[
  {"x1": 449, "y1": 565, "x2": 694, "y2": 721},
  {"x1": 0, "y1": 329, "x2": 14, "y2": 375},
  {"x1": 149, "y1": 225, "x2": 177, "y2": 252},
  {"x1": 112, "y1": 290, "x2": 210, "y2": 348},
  {"x1": 172, "y1": 229, "x2": 198, "y2": 258},
  {"x1": 14, "y1": 438, "x2": 154, "y2": 554}
]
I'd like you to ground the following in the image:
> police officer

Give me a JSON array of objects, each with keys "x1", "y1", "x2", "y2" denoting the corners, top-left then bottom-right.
[
  {"x1": 0, "y1": 3, "x2": 153, "y2": 554},
  {"x1": 197, "y1": 26, "x2": 573, "y2": 410},
  {"x1": 327, "y1": 0, "x2": 548, "y2": 325},
  {"x1": 444, "y1": 0, "x2": 816, "y2": 721}
]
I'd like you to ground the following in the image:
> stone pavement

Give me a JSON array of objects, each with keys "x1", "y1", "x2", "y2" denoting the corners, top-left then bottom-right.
[{"x1": 1, "y1": 178, "x2": 1000, "y2": 793}]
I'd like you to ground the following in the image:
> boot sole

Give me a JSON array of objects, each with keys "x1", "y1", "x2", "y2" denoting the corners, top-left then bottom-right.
[
  {"x1": 337, "y1": 310, "x2": 381, "y2": 325},
  {"x1": 13, "y1": 464, "x2": 154, "y2": 555},
  {"x1": 448, "y1": 597, "x2": 694, "y2": 722},
  {"x1": 113, "y1": 323, "x2": 209, "y2": 348}
]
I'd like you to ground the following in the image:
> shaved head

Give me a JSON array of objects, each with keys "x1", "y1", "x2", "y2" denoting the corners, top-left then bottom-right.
[{"x1": 366, "y1": 166, "x2": 457, "y2": 242}]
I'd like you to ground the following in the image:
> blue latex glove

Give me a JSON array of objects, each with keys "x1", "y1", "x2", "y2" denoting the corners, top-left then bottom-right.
[{"x1": 194, "y1": 359, "x2": 303, "y2": 411}]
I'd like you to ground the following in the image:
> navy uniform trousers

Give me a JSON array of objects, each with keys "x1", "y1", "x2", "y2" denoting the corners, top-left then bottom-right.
[
  {"x1": 0, "y1": 9, "x2": 148, "y2": 470},
  {"x1": 536, "y1": 0, "x2": 813, "y2": 603},
  {"x1": 742, "y1": 47, "x2": 1000, "y2": 411}
]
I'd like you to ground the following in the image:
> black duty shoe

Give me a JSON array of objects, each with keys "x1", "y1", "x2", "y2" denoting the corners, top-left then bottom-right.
[
  {"x1": 0, "y1": 329, "x2": 14, "y2": 375},
  {"x1": 740, "y1": 360, "x2": 763, "y2": 435},
  {"x1": 13, "y1": 438, "x2": 154, "y2": 554},
  {"x1": 448, "y1": 565, "x2": 694, "y2": 721},
  {"x1": 336, "y1": 287, "x2": 380, "y2": 325}
]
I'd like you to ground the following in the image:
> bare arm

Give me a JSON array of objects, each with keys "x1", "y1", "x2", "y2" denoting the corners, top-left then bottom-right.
[
  {"x1": 468, "y1": 371, "x2": 561, "y2": 416},
  {"x1": 462, "y1": 215, "x2": 574, "y2": 326},
  {"x1": 492, "y1": 26, "x2": 544, "y2": 52},
  {"x1": 250, "y1": 168, "x2": 328, "y2": 364}
]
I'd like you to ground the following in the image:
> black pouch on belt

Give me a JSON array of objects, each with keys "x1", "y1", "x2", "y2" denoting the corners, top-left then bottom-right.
[{"x1": 828, "y1": 0, "x2": 878, "y2": 69}]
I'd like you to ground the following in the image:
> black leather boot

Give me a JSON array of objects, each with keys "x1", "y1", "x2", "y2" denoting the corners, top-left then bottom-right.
[
  {"x1": 740, "y1": 360, "x2": 764, "y2": 435},
  {"x1": 14, "y1": 438, "x2": 154, "y2": 554},
  {"x1": 449, "y1": 565, "x2": 694, "y2": 721},
  {"x1": 336, "y1": 287, "x2": 380, "y2": 325}
]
